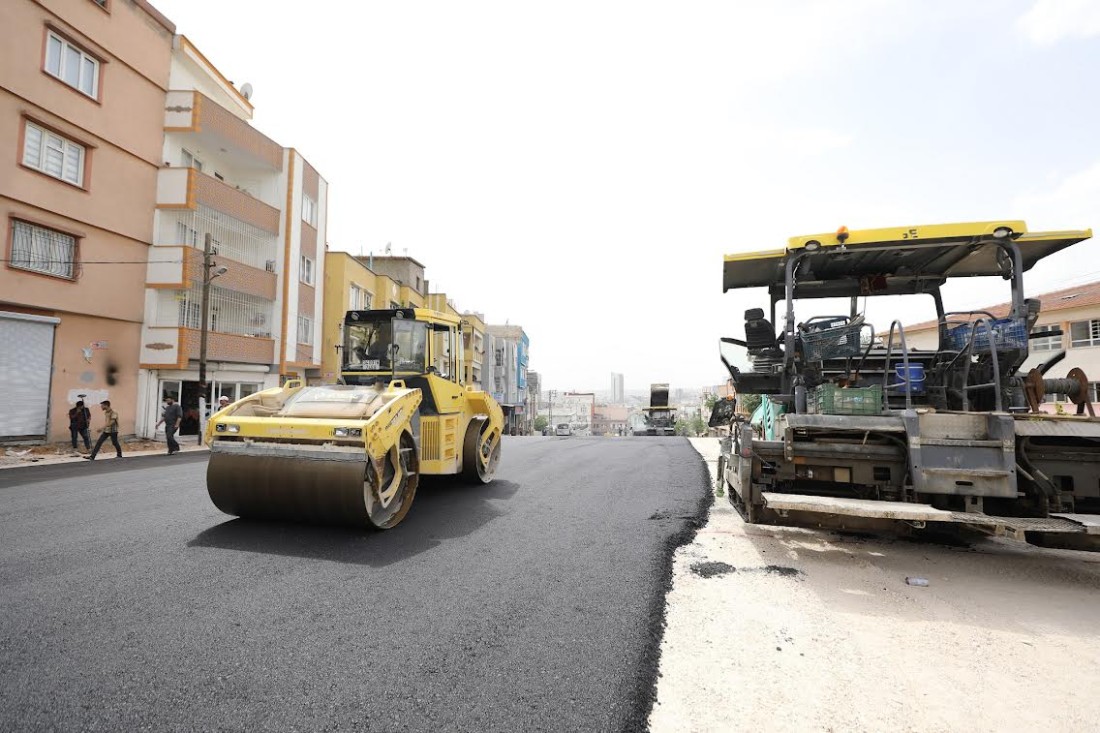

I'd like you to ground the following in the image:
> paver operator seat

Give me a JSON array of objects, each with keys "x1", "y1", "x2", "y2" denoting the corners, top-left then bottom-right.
[{"x1": 745, "y1": 308, "x2": 783, "y2": 370}]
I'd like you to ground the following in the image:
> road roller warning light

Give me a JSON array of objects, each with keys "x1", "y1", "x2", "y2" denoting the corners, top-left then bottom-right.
[{"x1": 205, "y1": 307, "x2": 505, "y2": 530}]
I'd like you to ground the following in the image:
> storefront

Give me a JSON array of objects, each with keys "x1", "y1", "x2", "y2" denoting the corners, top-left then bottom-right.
[{"x1": 139, "y1": 366, "x2": 276, "y2": 439}]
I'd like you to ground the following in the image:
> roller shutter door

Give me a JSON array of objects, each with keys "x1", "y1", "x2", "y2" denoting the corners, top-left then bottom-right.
[{"x1": 0, "y1": 312, "x2": 59, "y2": 440}]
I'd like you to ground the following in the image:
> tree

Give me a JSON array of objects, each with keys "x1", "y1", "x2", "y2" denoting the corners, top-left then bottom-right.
[
  {"x1": 739, "y1": 393, "x2": 762, "y2": 415},
  {"x1": 703, "y1": 393, "x2": 719, "y2": 412},
  {"x1": 690, "y1": 414, "x2": 707, "y2": 436},
  {"x1": 534, "y1": 415, "x2": 548, "y2": 432}
]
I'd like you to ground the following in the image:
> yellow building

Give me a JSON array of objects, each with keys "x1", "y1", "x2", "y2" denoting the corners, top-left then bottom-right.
[
  {"x1": 321, "y1": 251, "x2": 376, "y2": 381},
  {"x1": 461, "y1": 312, "x2": 487, "y2": 390},
  {"x1": 321, "y1": 251, "x2": 444, "y2": 382}
]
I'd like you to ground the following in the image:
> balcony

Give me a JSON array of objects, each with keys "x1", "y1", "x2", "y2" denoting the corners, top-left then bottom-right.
[
  {"x1": 140, "y1": 327, "x2": 274, "y2": 368},
  {"x1": 157, "y1": 167, "x2": 280, "y2": 234},
  {"x1": 165, "y1": 90, "x2": 282, "y2": 172}
]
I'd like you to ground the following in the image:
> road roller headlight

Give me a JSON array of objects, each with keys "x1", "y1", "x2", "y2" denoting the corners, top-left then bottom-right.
[
  {"x1": 333, "y1": 427, "x2": 363, "y2": 438},
  {"x1": 215, "y1": 423, "x2": 240, "y2": 433}
]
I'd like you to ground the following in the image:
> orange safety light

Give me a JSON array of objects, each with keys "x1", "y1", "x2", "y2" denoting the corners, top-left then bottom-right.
[{"x1": 836, "y1": 225, "x2": 850, "y2": 243}]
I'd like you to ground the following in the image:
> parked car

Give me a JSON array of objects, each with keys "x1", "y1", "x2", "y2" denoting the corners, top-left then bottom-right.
[{"x1": 555, "y1": 423, "x2": 572, "y2": 437}]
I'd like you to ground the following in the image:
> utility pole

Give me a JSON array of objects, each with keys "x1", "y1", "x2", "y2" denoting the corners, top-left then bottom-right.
[
  {"x1": 548, "y1": 389, "x2": 557, "y2": 432},
  {"x1": 198, "y1": 232, "x2": 227, "y2": 445}
]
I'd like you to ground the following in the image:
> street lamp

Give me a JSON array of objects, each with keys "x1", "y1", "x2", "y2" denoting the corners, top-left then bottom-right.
[{"x1": 198, "y1": 232, "x2": 228, "y2": 444}]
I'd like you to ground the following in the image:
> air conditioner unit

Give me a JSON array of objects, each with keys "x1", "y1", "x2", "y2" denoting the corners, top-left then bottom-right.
[{"x1": 265, "y1": 260, "x2": 276, "y2": 273}]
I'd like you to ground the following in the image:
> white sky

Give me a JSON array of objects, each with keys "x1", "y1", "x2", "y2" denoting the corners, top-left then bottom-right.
[{"x1": 155, "y1": 0, "x2": 1099, "y2": 394}]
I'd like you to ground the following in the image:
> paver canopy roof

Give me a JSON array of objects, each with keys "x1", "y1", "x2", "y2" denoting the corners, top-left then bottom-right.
[{"x1": 722, "y1": 221, "x2": 1092, "y2": 297}]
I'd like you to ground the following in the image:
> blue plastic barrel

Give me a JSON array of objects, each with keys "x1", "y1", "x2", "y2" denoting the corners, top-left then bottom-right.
[{"x1": 894, "y1": 364, "x2": 926, "y2": 394}]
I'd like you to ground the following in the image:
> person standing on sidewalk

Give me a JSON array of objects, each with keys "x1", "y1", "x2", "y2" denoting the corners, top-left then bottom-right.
[
  {"x1": 68, "y1": 400, "x2": 91, "y2": 452},
  {"x1": 84, "y1": 400, "x2": 122, "y2": 461},
  {"x1": 156, "y1": 396, "x2": 183, "y2": 455}
]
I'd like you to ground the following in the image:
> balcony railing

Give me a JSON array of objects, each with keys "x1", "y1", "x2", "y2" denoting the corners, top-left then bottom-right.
[{"x1": 159, "y1": 206, "x2": 279, "y2": 273}]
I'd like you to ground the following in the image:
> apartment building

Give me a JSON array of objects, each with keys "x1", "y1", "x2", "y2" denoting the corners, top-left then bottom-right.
[
  {"x1": 487, "y1": 324, "x2": 530, "y2": 434},
  {"x1": 592, "y1": 403, "x2": 628, "y2": 436},
  {"x1": 526, "y1": 370, "x2": 540, "y2": 431},
  {"x1": 359, "y1": 254, "x2": 427, "y2": 309},
  {"x1": 903, "y1": 280, "x2": 1100, "y2": 411},
  {"x1": 137, "y1": 36, "x2": 327, "y2": 437},
  {"x1": 461, "y1": 311, "x2": 487, "y2": 390},
  {"x1": 1, "y1": 0, "x2": 174, "y2": 442}
]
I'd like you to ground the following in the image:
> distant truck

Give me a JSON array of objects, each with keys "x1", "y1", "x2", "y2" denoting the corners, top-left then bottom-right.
[
  {"x1": 555, "y1": 423, "x2": 573, "y2": 437},
  {"x1": 638, "y1": 383, "x2": 677, "y2": 436}
]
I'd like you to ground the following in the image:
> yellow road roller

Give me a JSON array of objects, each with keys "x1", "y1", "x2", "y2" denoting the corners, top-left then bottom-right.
[{"x1": 205, "y1": 307, "x2": 505, "y2": 529}]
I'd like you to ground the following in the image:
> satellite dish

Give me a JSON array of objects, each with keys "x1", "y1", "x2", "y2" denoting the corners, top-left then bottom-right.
[{"x1": 240, "y1": 82, "x2": 253, "y2": 100}]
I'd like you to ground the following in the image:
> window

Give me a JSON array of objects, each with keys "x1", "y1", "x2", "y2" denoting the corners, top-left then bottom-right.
[
  {"x1": 181, "y1": 149, "x2": 203, "y2": 172},
  {"x1": 1070, "y1": 320, "x2": 1100, "y2": 348},
  {"x1": 23, "y1": 121, "x2": 85, "y2": 186},
  {"x1": 10, "y1": 220, "x2": 77, "y2": 278},
  {"x1": 349, "y1": 284, "x2": 372, "y2": 310},
  {"x1": 297, "y1": 315, "x2": 314, "y2": 345},
  {"x1": 1030, "y1": 333, "x2": 1063, "y2": 352},
  {"x1": 302, "y1": 195, "x2": 317, "y2": 226},
  {"x1": 300, "y1": 255, "x2": 314, "y2": 286},
  {"x1": 45, "y1": 31, "x2": 99, "y2": 99}
]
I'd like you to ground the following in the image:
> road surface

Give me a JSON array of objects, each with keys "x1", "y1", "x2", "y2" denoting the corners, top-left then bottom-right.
[{"x1": 0, "y1": 436, "x2": 709, "y2": 732}]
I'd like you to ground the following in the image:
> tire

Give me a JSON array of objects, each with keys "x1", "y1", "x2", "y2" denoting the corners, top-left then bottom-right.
[{"x1": 462, "y1": 418, "x2": 501, "y2": 484}]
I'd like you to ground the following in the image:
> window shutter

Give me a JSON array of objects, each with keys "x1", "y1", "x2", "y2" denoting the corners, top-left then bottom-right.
[
  {"x1": 23, "y1": 124, "x2": 42, "y2": 169},
  {"x1": 63, "y1": 142, "x2": 82, "y2": 185},
  {"x1": 44, "y1": 135, "x2": 65, "y2": 178}
]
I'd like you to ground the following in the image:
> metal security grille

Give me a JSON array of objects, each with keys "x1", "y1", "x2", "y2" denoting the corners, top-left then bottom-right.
[
  {"x1": 158, "y1": 206, "x2": 278, "y2": 271},
  {"x1": 0, "y1": 313, "x2": 58, "y2": 440},
  {"x1": 11, "y1": 220, "x2": 75, "y2": 278},
  {"x1": 154, "y1": 287, "x2": 274, "y2": 338}
]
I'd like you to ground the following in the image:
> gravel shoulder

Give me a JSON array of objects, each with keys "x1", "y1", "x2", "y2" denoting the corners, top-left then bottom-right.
[{"x1": 650, "y1": 438, "x2": 1100, "y2": 733}]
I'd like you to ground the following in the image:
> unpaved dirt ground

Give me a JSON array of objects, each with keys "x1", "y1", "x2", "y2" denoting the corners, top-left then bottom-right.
[{"x1": 650, "y1": 438, "x2": 1100, "y2": 733}]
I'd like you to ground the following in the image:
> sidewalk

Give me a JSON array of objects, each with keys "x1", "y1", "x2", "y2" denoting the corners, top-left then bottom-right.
[{"x1": 0, "y1": 438, "x2": 208, "y2": 470}]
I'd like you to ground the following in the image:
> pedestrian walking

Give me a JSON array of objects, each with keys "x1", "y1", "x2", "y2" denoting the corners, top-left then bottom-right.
[
  {"x1": 84, "y1": 400, "x2": 122, "y2": 461},
  {"x1": 68, "y1": 400, "x2": 91, "y2": 451},
  {"x1": 156, "y1": 396, "x2": 183, "y2": 454},
  {"x1": 218, "y1": 395, "x2": 230, "y2": 410}
]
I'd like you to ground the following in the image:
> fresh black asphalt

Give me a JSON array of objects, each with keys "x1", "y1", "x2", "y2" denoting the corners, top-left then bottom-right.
[{"x1": 0, "y1": 436, "x2": 711, "y2": 732}]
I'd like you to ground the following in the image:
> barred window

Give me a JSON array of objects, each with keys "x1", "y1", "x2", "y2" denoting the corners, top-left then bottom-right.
[
  {"x1": 297, "y1": 315, "x2": 314, "y2": 345},
  {"x1": 23, "y1": 121, "x2": 85, "y2": 186},
  {"x1": 156, "y1": 287, "x2": 273, "y2": 337},
  {"x1": 11, "y1": 220, "x2": 76, "y2": 278}
]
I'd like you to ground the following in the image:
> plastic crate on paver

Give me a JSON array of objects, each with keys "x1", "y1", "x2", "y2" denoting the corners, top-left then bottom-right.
[
  {"x1": 800, "y1": 322, "x2": 870, "y2": 361},
  {"x1": 944, "y1": 317, "x2": 1027, "y2": 352},
  {"x1": 813, "y1": 383, "x2": 883, "y2": 415}
]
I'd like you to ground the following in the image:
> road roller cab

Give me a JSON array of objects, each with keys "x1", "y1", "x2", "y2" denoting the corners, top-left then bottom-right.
[{"x1": 205, "y1": 307, "x2": 504, "y2": 529}]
